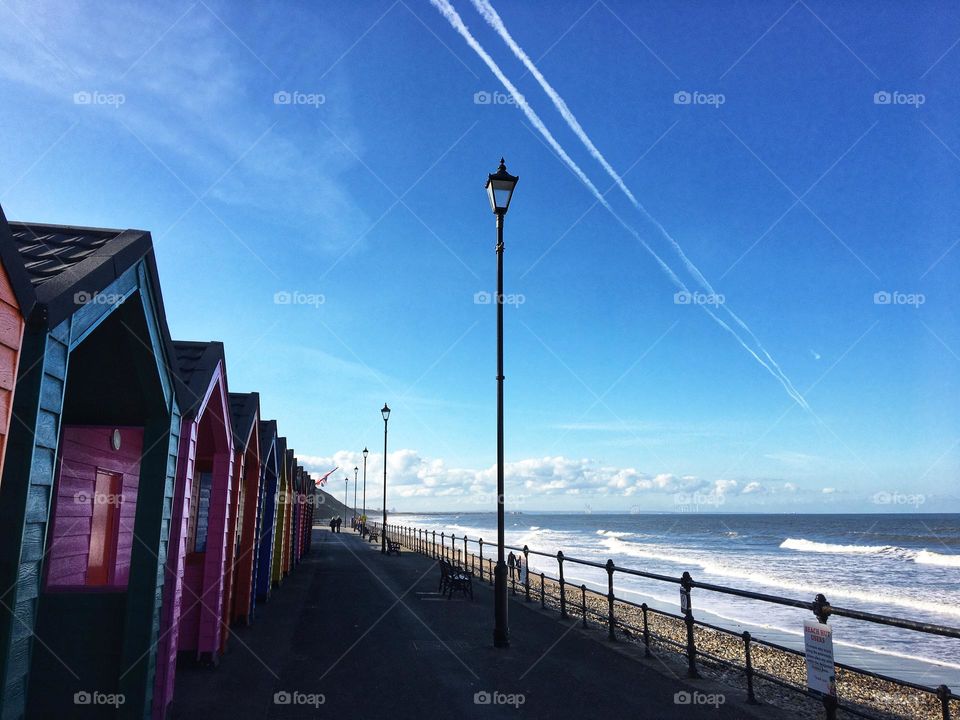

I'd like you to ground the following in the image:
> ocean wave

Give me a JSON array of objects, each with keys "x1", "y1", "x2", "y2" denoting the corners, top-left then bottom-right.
[
  {"x1": 596, "y1": 529, "x2": 633, "y2": 538},
  {"x1": 782, "y1": 538, "x2": 960, "y2": 568},
  {"x1": 602, "y1": 537, "x2": 960, "y2": 619},
  {"x1": 915, "y1": 550, "x2": 960, "y2": 568}
]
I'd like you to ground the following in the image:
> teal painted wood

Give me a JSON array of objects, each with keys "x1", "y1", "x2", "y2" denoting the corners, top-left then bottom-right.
[
  {"x1": 0, "y1": 262, "x2": 181, "y2": 720},
  {"x1": 0, "y1": 321, "x2": 69, "y2": 720}
]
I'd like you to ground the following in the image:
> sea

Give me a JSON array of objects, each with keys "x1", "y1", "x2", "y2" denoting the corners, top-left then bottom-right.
[{"x1": 399, "y1": 512, "x2": 960, "y2": 688}]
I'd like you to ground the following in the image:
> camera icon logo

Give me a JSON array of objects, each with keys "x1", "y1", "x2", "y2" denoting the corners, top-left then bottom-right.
[
  {"x1": 474, "y1": 691, "x2": 492, "y2": 705},
  {"x1": 873, "y1": 91, "x2": 892, "y2": 105},
  {"x1": 474, "y1": 91, "x2": 492, "y2": 105},
  {"x1": 873, "y1": 290, "x2": 891, "y2": 305},
  {"x1": 674, "y1": 691, "x2": 692, "y2": 704},
  {"x1": 273, "y1": 90, "x2": 292, "y2": 105},
  {"x1": 474, "y1": 291, "x2": 493, "y2": 305},
  {"x1": 73, "y1": 91, "x2": 92, "y2": 105},
  {"x1": 74, "y1": 691, "x2": 92, "y2": 705},
  {"x1": 673, "y1": 291, "x2": 691, "y2": 305},
  {"x1": 273, "y1": 691, "x2": 291, "y2": 704},
  {"x1": 274, "y1": 291, "x2": 292, "y2": 305},
  {"x1": 673, "y1": 90, "x2": 692, "y2": 105}
]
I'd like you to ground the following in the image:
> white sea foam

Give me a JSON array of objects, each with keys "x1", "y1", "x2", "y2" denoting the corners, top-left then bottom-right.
[
  {"x1": 602, "y1": 537, "x2": 960, "y2": 619},
  {"x1": 782, "y1": 538, "x2": 960, "y2": 567}
]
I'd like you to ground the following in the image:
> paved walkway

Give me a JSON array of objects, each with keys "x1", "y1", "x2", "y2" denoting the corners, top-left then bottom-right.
[{"x1": 170, "y1": 528, "x2": 781, "y2": 719}]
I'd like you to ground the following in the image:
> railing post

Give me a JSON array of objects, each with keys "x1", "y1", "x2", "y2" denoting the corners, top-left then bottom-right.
[
  {"x1": 581, "y1": 584, "x2": 587, "y2": 628},
  {"x1": 432, "y1": 530, "x2": 436, "y2": 558},
  {"x1": 478, "y1": 539, "x2": 484, "y2": 581},
  {"x1": 641, "y1": 603, "x2": 651, "y2": 657},
  {"x1": 812, "y1": 593, "x2": 837, "y2": 720},
  {"x1": 540, "y1": 572, "x2": 545, "y2": 608},
  {"x1": 606, "y1": 559, "x2": 616, "y2": 641},
  {"x1": 557, "y1": 551, "x2": 567, "y2": 618},
  {"x1": 440, "y1": 532, "x2": 445, "y2": 561},
  {"x1": 681, "y1": 571, "x2": 698, "y2": 678},
  {"x1": 936, "y1": 685, "x2": 951, "y2": 720},
  {"x1": 523, "y1": 545, "x2": 530, "y2": 602},
  {"x1": 743, "y1": 631, "x2": 757, "y2": 704},
  {"x1": 463, "y1": 535, "x2": 468, "y2": 567}
]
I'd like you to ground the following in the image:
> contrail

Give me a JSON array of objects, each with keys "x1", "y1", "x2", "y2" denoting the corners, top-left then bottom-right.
[
  {"x1": 469, "y1": 0, "x2": 809, "y2": 410},
  {"x1": 428, "y1": 0, "x2": 809, "y2": 412}
]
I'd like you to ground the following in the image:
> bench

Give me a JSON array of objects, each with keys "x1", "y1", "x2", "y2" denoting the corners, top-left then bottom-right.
[
  {"x1": 438, "y1": 560, "x2": 473, "y2": 600},
  {"x1": 368, "y1": 529, "x2": 379, "y2": 544},
  {"x1": 386, "y1": 539, "x2": 401, "y2": 556}
]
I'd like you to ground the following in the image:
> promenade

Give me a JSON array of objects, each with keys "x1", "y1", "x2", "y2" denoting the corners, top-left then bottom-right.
[{"x1": 170, "y1": 527, "x2": 785, "y2": 719}]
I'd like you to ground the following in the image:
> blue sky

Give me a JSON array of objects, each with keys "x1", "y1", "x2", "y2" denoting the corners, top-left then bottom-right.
[{"x1": 1, "y1": 0, "x2": 958, "y2": 512}]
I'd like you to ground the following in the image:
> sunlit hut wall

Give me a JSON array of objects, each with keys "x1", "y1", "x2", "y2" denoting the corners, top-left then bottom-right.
[
  {"x1": 304, "y1": 474, "x2": 317, "y2": 555},
  {"x1": 0, "y1": 213, "x2": 181, "y2": 719},
  {"x1": 224, "y1": 391, "x2": 260, "y2": 637},
  {"x1": 270, "y1": 436, "x2": 289, "y2": 586},
  {"x1": 153, "y1": 341, "x2": 234, "y2": 719},
  {"x1": 253, "y1": 419, "x2": 279, "y2": 608},
  {"x1": 0, "y1": 207, "x2": 25, "y2": 491},
  {"x1": 295, "y1": 465, "x2": 307, "y2": 562},
  {"x1": 291, "y1": 461, "x2": 303, "y2": 567},
  {"x1": 282, "y1": 448, "x2": 295, "y2": 577}
]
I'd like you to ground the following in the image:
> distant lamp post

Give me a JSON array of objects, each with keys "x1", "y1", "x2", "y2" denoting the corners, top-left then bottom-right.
[
  {"x1": 486, "y1": 157, "x2": 518, "y2": 649},
  {"x1": 343, "y1": 477, "x2": 349, "y2": 526},
  {"x1": 362, "y1": 447, "x2": 369, "y2": 531},
  {"x1": 353, "y1": 466, "x2": 359, "y2": 528},
  {"x1": 381, "y1": 404, "x2": 391, "y2": 554}
]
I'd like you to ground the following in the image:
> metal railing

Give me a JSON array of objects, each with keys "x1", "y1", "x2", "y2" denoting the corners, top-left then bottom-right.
[{"x1": 368, "y1": 521, "x2": 960, "y2": 720}]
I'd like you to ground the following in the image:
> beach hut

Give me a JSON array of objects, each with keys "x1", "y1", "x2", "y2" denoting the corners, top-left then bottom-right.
[
  {"x1": 0, "y1": 207, "x2": 26, "y2": 488},
  {"x1": 270, "y1": 437, "x2": 289, "y2": 586},
  {"x1": 254, "y1": 420, "x2": 279, "y2": 605},
  {"x1": 153, "y1": 341, "x2": 234, "y2": 719},
  {"x1": 0, "y1": 215, "x2": 182, "y2": 719},
  {"x1": 290, "y1": 463, "x2": 303, "y2": 567},
  {"x1": 223, "y1": 391, "x2": 260, "y2": 637},
  {"x1": 282, "y1": 449, "x2": 296, "y2": 577}
]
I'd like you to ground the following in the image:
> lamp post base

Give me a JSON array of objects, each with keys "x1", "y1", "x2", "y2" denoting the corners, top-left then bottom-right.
[{"x1": 493, "y1": 561, "x2": 510, "y2": 648}]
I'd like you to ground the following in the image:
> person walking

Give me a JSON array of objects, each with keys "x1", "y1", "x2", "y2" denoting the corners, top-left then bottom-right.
[
  {"x1": 329, "y1": 517, "x2": 336, "y2": 533},
  {"x1": 507, "y1": 551, "x2": 516, "y2": 582},
  {"x1": 335, "y1": 516, "x2": 342, "y2": 533}
]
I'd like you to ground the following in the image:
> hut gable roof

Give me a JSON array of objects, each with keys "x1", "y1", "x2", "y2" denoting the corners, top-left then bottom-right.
[
  {"x1": 259, "y1": 419, "x2": 278, "y2": 459},
  {"x1": 0, "y1": 215, "x2": 153, "y2": 327},
  {"x1": 228, "y1": 391, "x2": 260, "y2": 448},
  {"x1": 172, "y1": 340, "x2": 227, "y2": 418}
]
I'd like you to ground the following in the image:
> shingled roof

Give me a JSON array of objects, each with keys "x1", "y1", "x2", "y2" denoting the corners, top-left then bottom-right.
[
  {"x1": 0, "y1": 210, "x2": 156, "y2": 328},
  {"x1": 172, "y1": 340, "x2": 228, "y2": 418},
  {"x1": 228, "y1": 392, "x2": 260, "y2": 448}
]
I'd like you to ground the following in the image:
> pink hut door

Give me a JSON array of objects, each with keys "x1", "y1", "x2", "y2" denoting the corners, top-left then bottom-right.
[{"x1": 87, "y1": 470, "x2": 121, "y2": 586}]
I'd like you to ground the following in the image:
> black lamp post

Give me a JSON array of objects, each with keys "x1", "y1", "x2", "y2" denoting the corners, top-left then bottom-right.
[
  {"x1": 380, "y1": 403, "x2": 391, "y2": 554},
  {"x1": 353, "y1": 466, "x2": 358, "y2": 528},
  {"x1": 362, "y1": 447, "x2": 369, "y2": 530},
  {"x1": 343, "y1": 477, "x2": 349, "y2": 526},
  {"x1": 486, "y1": 158, "x2": 518, "y2": 649}
]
